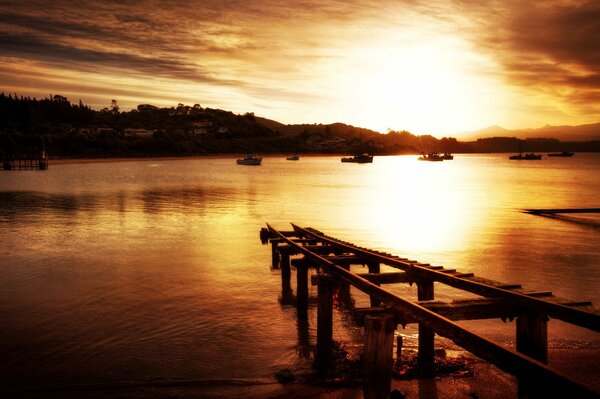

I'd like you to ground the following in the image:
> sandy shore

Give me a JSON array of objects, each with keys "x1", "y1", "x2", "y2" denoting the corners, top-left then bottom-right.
[
  {"x1": 266, "y1": 347, "x2": 600, "y2": 399},
  {"x1": 16, "y1": 349, "x2": 598, "y2": 399}
]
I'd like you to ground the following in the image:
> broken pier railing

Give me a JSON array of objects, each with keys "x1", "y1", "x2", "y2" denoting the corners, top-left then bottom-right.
[{"x1": 261, "y1": 223, "x2": 600, "y2": 399}]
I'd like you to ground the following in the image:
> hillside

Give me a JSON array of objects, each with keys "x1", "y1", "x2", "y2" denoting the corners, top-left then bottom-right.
[
  {"x1": 1, "y1": 93, "x2": 599, "y2": 158},
  {"x1": 461, "y1": 123, "x2": 600, "y2": 141}
]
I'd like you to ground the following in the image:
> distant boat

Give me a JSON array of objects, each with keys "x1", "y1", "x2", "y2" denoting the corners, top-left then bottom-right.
[
  {"x1": 509, "y1": 153, "x2": 542, "y2": 160},
  {"x1": 441, "y1": 153, "x2": 454, "y2": 160},
  {"x1": 548, "y1": 151, "x2": 574, "y2": 157},
  {"x1": 236, "y1": 154, "x2": 262, "y2": 165},
  {"x1": 341, "y1": 153, "x2": 373, "y2": 163},
  {"x1": 286, "y1": 155, "x2": 300, "y2": 161},
  {"x1": 418, "y1": 153, "x2": 444, "y2": 162}
]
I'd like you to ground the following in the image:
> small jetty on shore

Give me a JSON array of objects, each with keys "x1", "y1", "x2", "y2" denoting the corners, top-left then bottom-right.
[
  {"x1": 261, "y1": 223, "x2": 600, "y2": 398},
  {"x1": 2, "y1": 152, "x2": 48, "y2": 171}
]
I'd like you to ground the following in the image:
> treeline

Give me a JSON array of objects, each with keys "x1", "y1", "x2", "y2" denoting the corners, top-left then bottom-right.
[{"x1": 1, "y1": 93, "x2": 598, "y2": 159}]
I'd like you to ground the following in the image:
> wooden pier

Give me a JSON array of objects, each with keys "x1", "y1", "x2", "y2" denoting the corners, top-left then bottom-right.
[
  {"x1": 3, "y1": 157, "x2": 48, "y2": 170},
  {"x1": 261, "y1": 224, "x2": 600, "y2": 398}
]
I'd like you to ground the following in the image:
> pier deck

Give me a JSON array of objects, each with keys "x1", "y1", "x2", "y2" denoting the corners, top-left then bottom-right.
[{"x1": 261, "y1": 224, "x2": 600, "y2": 398}]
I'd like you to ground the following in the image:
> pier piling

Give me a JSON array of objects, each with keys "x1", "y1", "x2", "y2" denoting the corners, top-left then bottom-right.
[
  {"x1": 363, "y1": 314, "x2": 396, "y2": 399},
  {"x1": 417, "y1": 279, "x2": 435, "y2": 368},
  {"x1": 315, "y1": 275, "x2": 336, "y2": 370},
  {"x1": 296, "y1": 260, "x2": 309, "y2": 320}
]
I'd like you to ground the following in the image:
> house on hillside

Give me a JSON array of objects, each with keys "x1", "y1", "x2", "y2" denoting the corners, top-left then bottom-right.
[
  {"x1": 193, "y1": 120, "x2": 212, "y2": 128},
  {"x1": 314, "y1": 138, "x2": 346, "y2": 150},
  {"x1": 137, "y1": 104, "x2": 158, "y2": 111},
  {"x1": 123, "y1": 128, "x2": 154, "y2": 138}
]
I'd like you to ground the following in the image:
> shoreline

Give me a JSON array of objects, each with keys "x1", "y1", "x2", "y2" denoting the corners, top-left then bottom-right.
[
  {"x1": 267, "y1": 346, "x2": 600, "y2": 399},
  {"x1": 46, "y1": 151, "x2": 599, "y2": 166},
  {"x1": 20, "y1": 347, "x2": 593, "y2": 398}
]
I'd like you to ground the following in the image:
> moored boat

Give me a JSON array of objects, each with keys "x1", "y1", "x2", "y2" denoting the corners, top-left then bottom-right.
[
  {"x1": 441, "y1": 153, "x2": 454, "y2": 160},
  {"x1": 236, "y1": 154, "x2": 262, "y2": 165},
  {"x1": 286, "y1": 155, "x2": 300, "y2": 160},
  {"x1": 509, "y1": 153, "x2": 542, "y2": 160},
  {"x1": 341, "y1": 153, "x2": 373, "y2": 163},
  {"x1": 547, "y1": 151, "x2": 574, "y2": 157},
  {"x1": 418, "y1": 153, "x2": 444, "y2": 161}
]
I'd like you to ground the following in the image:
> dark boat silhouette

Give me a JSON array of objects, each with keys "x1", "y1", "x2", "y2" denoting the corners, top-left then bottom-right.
[
  {"x1": 341, "y1": 154, "x2": 373, "y2": 163},
  {"x1": 236, "y1": 154, "x2": 262, "y2": 165},
  {"x1": 509, "y1": 153, "x2": 542, "y2": 160},
  {"x1": 548, "y1": 151, "x2": 574, "y2": 157},
  {"x1": 418, "y1": 152, "x2": 444, "y2": 161}
]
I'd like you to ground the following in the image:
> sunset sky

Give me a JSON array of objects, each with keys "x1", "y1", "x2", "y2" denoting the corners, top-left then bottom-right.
[{"x1": 0, "y1": 0, "x2": 598, "y2": 137}]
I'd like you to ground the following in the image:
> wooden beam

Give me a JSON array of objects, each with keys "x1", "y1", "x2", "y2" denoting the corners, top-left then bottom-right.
[
  {"x1": 323, "y1": 255, "x2": 368, "y2": 265},
  {"x1": 355, "y1": 298, "x2": 593, "y2": 326},
  {"x1": 356, "y1": 272, "x2": 411, "y2": 285}
]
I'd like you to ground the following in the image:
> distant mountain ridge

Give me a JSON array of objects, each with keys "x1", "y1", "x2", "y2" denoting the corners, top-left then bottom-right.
[{"x1": 460, "y1": 122, "x2": 600, "y2": 142}]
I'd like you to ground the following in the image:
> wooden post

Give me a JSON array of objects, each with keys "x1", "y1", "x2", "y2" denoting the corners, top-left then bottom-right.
[
  {"x1": 315, "y1": 276, "x2": 336, "y2": 370},
  {"x1": 417, "y1": 279, "x2": 435, "y2": 368},
  {"x1": 368, "y1": 262, "x2": 381, "y2": 307},
  {"x1": 363, "y1": 314, "x2": 396, "y2": 399},
  {"x1": 280, "y1": 278, "x2": 293, "y2": 305},
  {"x1": 271, "y1": 241, "x2": 279, "y2": 268},
  {"x1": 396, "y1": 335, "x2": 403, "y2": 361},
  {"x1": 281, "y1": 251, "x2": 291, "y2": 291},
  {"x1": 296, "y1": 261, "x2": 309, "y2": 320},
  {"x1": 516, "y1": 311, "x2": 548, "y2": 398}
]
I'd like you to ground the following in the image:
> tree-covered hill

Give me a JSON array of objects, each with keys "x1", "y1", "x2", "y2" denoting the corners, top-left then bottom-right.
[{"x1": 1, "y1": 93, "x2": 598, "y2": 159}]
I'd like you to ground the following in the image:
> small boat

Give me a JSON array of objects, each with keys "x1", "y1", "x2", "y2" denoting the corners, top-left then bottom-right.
[
  {"x1": 418, "y1": 153, "x2": 444, "y2": 162},
  {"x1": 341, "y1": 153, "x2": 373, "y2": 163},
  {"x1": 509, "y1": 153, "x2": 542, "y2": 160},
  {"x1": 547, "y1": 151, "x2": 574, "y2": 157},
  {"x1": 286, "y1": 155, "x2": 300, "y2": 161},
  {"x1": 236, "y1": 154, "x2": 262, "y2": 165},
  {"x1": 441, "y1": 153, "x2": 454, "y2": 160}
]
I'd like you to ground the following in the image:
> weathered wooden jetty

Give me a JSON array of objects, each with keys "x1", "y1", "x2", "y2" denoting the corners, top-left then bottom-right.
[
  {"x1": 2, "y1": 157, "x2": 48, "y2": 170},
  {"x1": 261, "y1": 223, "x2": 600, "y2": 399},
  {"x1": 524, "y1": 208, "x2": 600, "y2": 215}
]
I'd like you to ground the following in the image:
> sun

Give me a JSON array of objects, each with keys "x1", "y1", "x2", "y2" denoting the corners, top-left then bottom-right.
[{"x1": 325, "y1": 34, "x2": 511, "y2": 136}]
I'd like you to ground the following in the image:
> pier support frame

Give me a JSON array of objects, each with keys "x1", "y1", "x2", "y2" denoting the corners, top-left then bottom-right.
[
  {"x1": 315, "y1": 275, "x2": 337, "y2": 370},
  {"x1": 296, "y1": 260, "x2": 309, "y2": 320},
  {"x1": 271, "y1": 241, "x2": 279, "y2": 268},
  {"x1": 417, "y1": 279, "x2": 435, "y2": 368},
  {"x1": 363, "y1": 314, "x2": 396, "y2": 399},
  {"x1": 516, "y1": 311, "x2": 548, "y2": 398},
  {"x1": 367, "y1": 262, "x2": 381, "y2": 307},
  {"x1": 280, "y1": 251, "x2": 290, "y2": 280}
]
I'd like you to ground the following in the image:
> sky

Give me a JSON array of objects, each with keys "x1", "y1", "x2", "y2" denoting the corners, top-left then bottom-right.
[{"x1": 0, "y1": 0, "x2": 599, "y2": 137}]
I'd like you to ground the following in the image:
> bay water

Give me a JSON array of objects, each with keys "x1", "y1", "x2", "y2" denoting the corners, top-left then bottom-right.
[{"x1": 1, "y1": 154, "x2": 599, "y2": 397}]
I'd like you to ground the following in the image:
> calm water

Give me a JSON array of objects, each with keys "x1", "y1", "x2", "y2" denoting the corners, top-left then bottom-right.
[{"x1": 1, "y1": 154, "x2": 599, "y2": 397}]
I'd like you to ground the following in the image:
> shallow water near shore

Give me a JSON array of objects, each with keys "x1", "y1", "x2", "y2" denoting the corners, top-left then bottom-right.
[{"x1": 1, "y1": 154, "x2": 599, "y2": 397}]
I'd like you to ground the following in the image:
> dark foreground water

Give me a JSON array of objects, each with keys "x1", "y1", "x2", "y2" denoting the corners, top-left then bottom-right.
[{"x1": 1, "y1": 154, "x2": 599, "y2": 397}]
